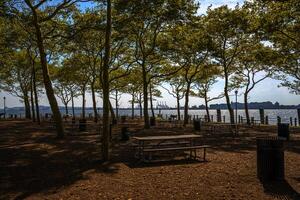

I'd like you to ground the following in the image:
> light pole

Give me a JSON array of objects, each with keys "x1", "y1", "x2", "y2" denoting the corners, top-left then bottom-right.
[
  {"x1": 234, "y1": 90, "x2": 238, "y2": 135},
  {"x1": 235, "y1": 90, "x2": 238, "y2": 124},
  {"x1": 3, "y1": 97, "x2": 6, "y2": 119}
]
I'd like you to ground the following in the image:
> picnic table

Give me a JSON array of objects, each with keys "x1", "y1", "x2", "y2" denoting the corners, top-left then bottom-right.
[
  {"x1": 201, "y1": 123, "x2": 240, "y2": 134},
  {"x1": 132, "y1": 134, "x2": 209, "y2": 162}
]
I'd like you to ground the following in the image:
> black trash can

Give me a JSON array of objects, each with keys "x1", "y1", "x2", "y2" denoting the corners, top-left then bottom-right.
[
  {"x1": 79, "y1": 118, "x2": 87, "y2": 132},
  {"x1": 257, "y1": 137, "x2": 285, "y2": 181},
  {"x1": 150, "y1": 117, "x2": 156, "y2": 126},
  {"x1": 121, "y1": 127, "x2": 129, "y2": 141},
  {"x1": 121, "y1": 116, "x2": 126, "y2": 123},
  {"x1": 278, "y1": 123, "x2": 289, "y2": 140},
  {"x1": 193, "y1": 120, "x2": 201, "y2": 131}
]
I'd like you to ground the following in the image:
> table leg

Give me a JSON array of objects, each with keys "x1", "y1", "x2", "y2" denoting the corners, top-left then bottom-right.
[
  {"x1": 189, "y1": 138, "x2": 194, "y2": 159},
  {"x1": 142, "y1": 141, "x2": 145, "y2": 161},
  {"x1": 138, "y1": 140, "x2": 142, "y2": 159}
]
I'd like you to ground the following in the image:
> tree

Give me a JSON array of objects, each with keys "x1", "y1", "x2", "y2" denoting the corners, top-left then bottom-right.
[
  {"x1": 191, "y1": 64, "x2": 223, "y2": 122},
  {"x1": 162, "y1": 75, "x2": 185, "y2": 120},
  {"x1": 149, "y1": 83, "x2": 162, "y2": 118},
  {"x1": 205, "y1": 5, "x2": 249, "y2": 124},
  {"x1": 115, "y1": 0, "x2": 198, "y2": 128},
  {"x1": 20, "y1": 0, "x2": 81, "y2": 138},
  {"x1": 0, "y1": 50, "x2": 32, "y2": 119},
  {"x1": 167, "y1": 20, "x2": 211, "y2": 126},
  {"x1": 68, "y1": 10, "x2": 106, "y2": 122},
  {"x1": 102, "y1": 0, "x2": 112, "y2": 161},
  {"x1": 125, "y1": 69, "x2": 143, "y2": 119},
  {"x1": 233, "y1": 43, "x2": 276, "y2": 124},
  {"x1": 53, "y1": 72, "x2": 72, "y2": 115},
  {"x1": 256, "y1": 0, "x2": 300, "y2": 96}
]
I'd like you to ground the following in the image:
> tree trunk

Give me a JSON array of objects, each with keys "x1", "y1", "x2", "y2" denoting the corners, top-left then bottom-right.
[
  {"x1": 244, "y1": 92, "x2": 250, "y2": 125},
  {"x1": 183, "y1": 82, "x2": 191, "y2": 126},
  {"x1": 102, "y1": 0, "x2": 112, "y2": 161},
  {"x1": 31, "y1": 10, "x2": 64, "y2": 138},
  {"x1": 82, "y1": 87, "x2": 86, "y2": 119},
  {"x1": 131, "y1": 93, "x2": 135, "y2": 119},
  {"x1": 109, "y1": 100, "x2": 116, "y2": 122},
  {"x1": 65, "y1": 103, "x2": 68, "y2": 115},
  {"x1": 24, "y1": 92, "x2": 31, "y2": 119},
  {"x1": 204, "y1": 92, "x2": 210, "y2": 122},
  {"x1": 142, "y1": 65, "x2": 150, "y2": 128},
  {"x1": 149, "y1": 84, "x2": 155, "y2": 118},
  {"x1": 176, "y1": 96, "x2": 181, "y2": 121},
  {"x1": 115, "y1": 90, "x2": 118, "y2": 119},
  {"x1": 91, "y1": 82, "x2": 98, "y2": 122},
  {"x1": 30, "y1": 74, "x2": 36, "y2": 122},
  {"x1": 224, "y1": 71, "x2": 234, "y2": 124},
  {"x1": 71, "y1": 91, "x2": 75, "y2": 118},
  {"x1": 32, "y1": 65, "x2": 40, "y2": 124},
  {"x1": 139, "y1": 93, "x2": 142, "y2": 117}
]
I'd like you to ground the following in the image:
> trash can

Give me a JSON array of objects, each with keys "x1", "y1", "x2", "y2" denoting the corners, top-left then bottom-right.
[
  {"x1": 121, "y1": 127, "x2": 129, "y2": 141},
  {"x1": 193, "y1": 120, "x2": 201, "y2": 131},
  {"x1": 278, "y1": 123, "x2": 289, "y2": 140},
  {"x1": 256, "y1": 137, "x2": 285, "y2": 181},
  {"x1": 121, "y1": 116, "x2": 126, "y2": 123},
  {"x1": 150, "y1": 117, "x2": 156, "y2": 126},
  {"x1": 79, "y1": 118, "x2": 87, "y2": 132}
]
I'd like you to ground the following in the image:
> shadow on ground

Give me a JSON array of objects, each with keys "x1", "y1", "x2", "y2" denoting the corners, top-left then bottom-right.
[
  {"x1": 0, "y1": 121, "x2": 121, "y2": 200},
  {"x1": 0, "y1": 121, "x2": 299, "y2": 199},
  {"x1": 263, "y1": 180, "x2": 300, "y2": 200}
]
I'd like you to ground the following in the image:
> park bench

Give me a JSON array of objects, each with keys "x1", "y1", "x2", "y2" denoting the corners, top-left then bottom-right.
[{"x1": 132, "y1": 135, "x2": 210, "y2": 162}]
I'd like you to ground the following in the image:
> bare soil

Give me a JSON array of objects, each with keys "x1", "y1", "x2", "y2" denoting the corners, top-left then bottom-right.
[{"x1": 0, "y1": 119, "x2": 299, "y2": 200}]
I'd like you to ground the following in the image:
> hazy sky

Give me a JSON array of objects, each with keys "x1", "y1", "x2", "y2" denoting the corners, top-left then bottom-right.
[{"x1": 0, "y1": 0, "x2": 299, "y2": 108}]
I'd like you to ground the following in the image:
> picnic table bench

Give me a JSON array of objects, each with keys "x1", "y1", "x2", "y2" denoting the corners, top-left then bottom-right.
[{"x1": 132, "y1": 134, "x2": 210, "y2": 162}]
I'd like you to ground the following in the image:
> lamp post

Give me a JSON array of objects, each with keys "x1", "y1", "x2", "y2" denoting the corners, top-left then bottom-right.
[
  {"x1": 234, "y1": 90, "x2": 238, "y2": 135},
  {"x1": 3, "y1": 97, "x2": 6, "y2": 119}
]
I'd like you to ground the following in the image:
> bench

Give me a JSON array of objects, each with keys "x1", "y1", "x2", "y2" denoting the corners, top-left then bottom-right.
[
  {"x1": 143, "y1": 145, "x2": 210, "y2": 161},
  {"x1": 132, "y1": 135, "x2": 210, "y2": 162}
]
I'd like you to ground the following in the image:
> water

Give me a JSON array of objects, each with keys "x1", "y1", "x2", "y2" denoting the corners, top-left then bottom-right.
[
  {"x1": 2, "y1": 107, "x2": 299, "y2": 125},
  {"x1": 154, "y1": 109, "x2": 299, "y2": 125}
]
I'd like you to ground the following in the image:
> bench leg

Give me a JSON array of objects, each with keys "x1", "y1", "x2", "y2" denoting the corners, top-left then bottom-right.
[
  {"x1": 203, "y1": 148, "x2": 206, "y2": 161},
  {"x1": 149, "y1": 152, "x2": 152, "y2": 161}
]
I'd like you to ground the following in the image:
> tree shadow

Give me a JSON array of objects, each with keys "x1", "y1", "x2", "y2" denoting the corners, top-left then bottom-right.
[
  {"x1": 0, "y1": 130, "x2": 119, "y2": 200},
  {"x1": 262, "y1": 180, "x2": 300, "y2": 200}
]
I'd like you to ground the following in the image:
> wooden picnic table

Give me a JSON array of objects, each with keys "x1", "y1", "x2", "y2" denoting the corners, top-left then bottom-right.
[
  {"x1": 132, "y1": 134, "x2": 201, "y2": 141},
  {"x1": 132, "y1": 134, "x2": 209, "y2": 162},
  {"x1": 201, "y1": 123, "x2": 240, "y2": 134}
]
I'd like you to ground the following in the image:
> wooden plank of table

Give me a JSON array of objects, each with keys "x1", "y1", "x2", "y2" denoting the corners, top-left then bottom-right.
[{"x1": 132, "y1": 134, "x2": 201, "y2": 141}]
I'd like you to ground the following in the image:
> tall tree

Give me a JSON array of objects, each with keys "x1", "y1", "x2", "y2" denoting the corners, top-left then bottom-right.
[
  {"x1": 0, "y1": 50, "x2": 32, "y2": 119},
  {"x1": 205, "y1": 6, "x2": 248, "y2": 124},
  {"x1": 21, "y1": 0, "x2": 81, "y2": 138},
  {"x1": 115, "y1": 0, "x2": 198, "y2": 128},
  {"x1": 191, "y1": 64, "x2": 223, "y2": 122},
  {"x1": 233, "y1": 43, "x2": 275, "y2": 124},
  {"x1": 162, "y1": 76, "x2": 186, "y2": 120},
  {"x1": 102, "y1": 0, "x2": 112, "y2": 161},
  {"x1": 167, "y1": 20, "x2": 211, "y2": 125}
]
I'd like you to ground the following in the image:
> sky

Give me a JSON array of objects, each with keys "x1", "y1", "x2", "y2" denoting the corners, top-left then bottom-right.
[{"x1": 0, "y1": 0, "x2": 299, "y2": 108}]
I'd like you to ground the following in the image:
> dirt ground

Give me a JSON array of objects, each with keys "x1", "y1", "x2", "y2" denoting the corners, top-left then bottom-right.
[{"x1": 0, "y1": 120, "x2": 299, "y2": 200}]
